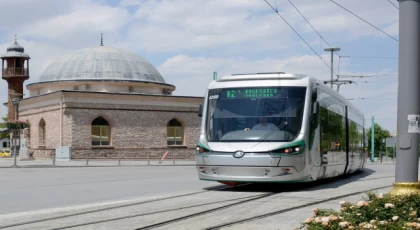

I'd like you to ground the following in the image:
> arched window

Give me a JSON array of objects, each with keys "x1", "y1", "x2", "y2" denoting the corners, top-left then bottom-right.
[
  {"x1": 167, "y1": 119, "x2": 183, "y2": 145},
  {"x1": 92, "y1": 117, "x2": 110, "y2": 146},
  {"x1": 39, "y1": 119, "x2": 46, "y2": 146}
]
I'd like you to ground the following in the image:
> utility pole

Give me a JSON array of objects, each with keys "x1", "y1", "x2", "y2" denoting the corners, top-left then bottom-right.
[
  {"x1": 371, "y1": 116, "x2": 375, "y2": 162},
  {"x1": 324, "y1": 47, "x2": 340, "y2": 89},
  {"x1": 391, "y1": 0, "x2": 420, "y2": 195},
  {"x1": 11, "y1": 98, "x2": 20, "y2": 168}
]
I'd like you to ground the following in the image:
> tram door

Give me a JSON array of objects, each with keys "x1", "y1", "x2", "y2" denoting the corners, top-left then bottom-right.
[{"x1": 320, "y1": 107, "x2": 329, "y2": 165}]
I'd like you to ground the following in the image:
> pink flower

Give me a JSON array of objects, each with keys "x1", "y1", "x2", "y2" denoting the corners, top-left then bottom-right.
[
  {"x1": 384, "y1": 203, "x2": 394, "y2": 208},
  {"x1": 357, "y1": 201, "x2": 369, "y2": 207},
  {"x1": 329, "y1": 215, "x2": 338, "y2": 221},
  {"x1": 304, "y1": 218, "x2": 314, "y2": 224},
  {"x1": 379, "y1": 221, "x2": 388, "y2": 225},
  {"x1": 377, "y1": 193, "x2": 383, "y2": 198},
  {"x1": 339, "y1": 221, "x2": 349, "y2": 227},
  {"x1": 361, "y1": 223, "x2": 374, "y2": 229},
  {"x1": 339, "y1": 200, "x2": 346, "y2": 206},
  {"x1": 392, "y1": 216, "x2": 399, "y2": 221}
]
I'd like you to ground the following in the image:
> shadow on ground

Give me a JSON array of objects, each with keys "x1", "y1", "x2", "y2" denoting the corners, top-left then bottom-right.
[{"x1": 202, "y1": 168, "x2": 385, "y2": 193}]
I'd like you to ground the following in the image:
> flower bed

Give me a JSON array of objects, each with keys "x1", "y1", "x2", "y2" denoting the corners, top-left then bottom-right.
[
  {"x1": 299, "y1": 192, "x2": 420, "y2": 229},
  {"x1": 3, "y1": 120, "x2": 30, "y2": 130}
]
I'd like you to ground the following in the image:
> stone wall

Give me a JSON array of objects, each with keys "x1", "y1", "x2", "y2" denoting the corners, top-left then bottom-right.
[
  {"x1": 19, "y1": 98, "x2": 202, "y2": 159},
  {"x1": 67, "y1": 102, "x2": 201, "y2": 159},
  {"x1": 19, "y1": 105, "x2": 73, "y2": 159}
]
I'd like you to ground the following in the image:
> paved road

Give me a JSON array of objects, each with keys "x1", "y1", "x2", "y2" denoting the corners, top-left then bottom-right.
[
  {"x1": 0, "y1": 164, "x2": 413, "y2": 229},
  {"x1": 0, "y1": 166, "x2": 217, "y2": 215}
]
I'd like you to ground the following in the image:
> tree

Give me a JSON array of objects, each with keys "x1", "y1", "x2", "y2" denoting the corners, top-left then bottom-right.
[
  {"x1": 366, "y1": 123, "x2": 391, "y2": 157},
  {"x1": 0, "y1": 117, "x2": 9, "y2": 140}
]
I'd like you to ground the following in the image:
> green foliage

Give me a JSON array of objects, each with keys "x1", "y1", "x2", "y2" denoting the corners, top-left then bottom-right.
[
  {"x1": 0, "y1": 117, "x2": 8, "y2": 140},
  {"x1": 366, "y1": 123, "x2": 391, "y2": 157},
  {"x1": 4, "y1": 120, "x2": 30, "y2": 129},
  {"x1": 299, "y1": 192, "x2": 420, "y2": 229}
]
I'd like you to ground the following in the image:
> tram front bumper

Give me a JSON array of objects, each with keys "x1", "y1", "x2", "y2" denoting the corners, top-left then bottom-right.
[{"x1": 196, "y1": 165, "x2": 309, "y2": 183}]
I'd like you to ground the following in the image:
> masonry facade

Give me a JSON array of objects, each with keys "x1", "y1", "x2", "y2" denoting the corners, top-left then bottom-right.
[
  {"x1": 19, "y1": 91, "x2": 203, "y2": 159},
  {"x1": 1, "y1": 44, "x2": 207, "y2": 160}
]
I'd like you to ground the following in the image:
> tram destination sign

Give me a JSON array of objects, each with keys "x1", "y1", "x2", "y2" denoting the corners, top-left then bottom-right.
[{"x1": 225, "y1": 88, "x2": 281, "y2": 99}]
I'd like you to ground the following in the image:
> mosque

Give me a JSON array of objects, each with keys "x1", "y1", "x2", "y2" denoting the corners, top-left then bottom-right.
[{"x1": 1, "y1": 38, "x2": 203, "y2": 159}]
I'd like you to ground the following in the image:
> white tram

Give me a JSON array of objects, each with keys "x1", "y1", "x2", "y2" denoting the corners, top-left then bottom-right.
[{"x1": 195, "y1": 72, "x2": 366, "y2": 185}]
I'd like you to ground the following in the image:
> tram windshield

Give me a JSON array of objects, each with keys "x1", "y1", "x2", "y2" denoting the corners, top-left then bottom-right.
[{"x1": 206, "y1": 86, "x2": 306, "y2": 142}]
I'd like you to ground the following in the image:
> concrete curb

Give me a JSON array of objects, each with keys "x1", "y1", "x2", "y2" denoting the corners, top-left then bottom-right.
[{"x1": 0, "y1": 164, "x2": 197, "y2": 169}]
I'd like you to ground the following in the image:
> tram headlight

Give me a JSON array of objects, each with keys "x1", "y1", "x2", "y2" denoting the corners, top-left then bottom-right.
[
  {"x1": 269, "y1": 140, "x2": 305, "y2": 157},
  {"x1": 196, "y1": 145, "x2": 211, "y2": 154},
  {"x1": 271, "y1": 144, "x2": 304, "y2": 155}
]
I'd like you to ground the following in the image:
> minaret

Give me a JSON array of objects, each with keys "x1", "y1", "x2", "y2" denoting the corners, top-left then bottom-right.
[{"x1": 1, "y1": 36, "x2": 30, "y2": 120}]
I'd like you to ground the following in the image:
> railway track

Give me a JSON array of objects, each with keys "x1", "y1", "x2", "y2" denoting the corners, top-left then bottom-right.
[
  {"x1": 0, "y1": 172, "x2": 396, "y2": 230},
  {"x1": 204, "y1": 184, "x2": 392, "y2": 230},
  {"x1": 0, "y1": 184, "x2": 236, "y2": 229}
]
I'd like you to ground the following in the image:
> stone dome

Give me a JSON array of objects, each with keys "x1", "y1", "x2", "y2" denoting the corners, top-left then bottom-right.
[{"x1": 38, "y1": 46, "x2": 166, "y2": 84}]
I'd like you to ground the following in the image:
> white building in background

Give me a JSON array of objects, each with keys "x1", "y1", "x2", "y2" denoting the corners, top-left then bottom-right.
[{"x1": 1, "y1": 138, "x2": 9, "y2": 149}]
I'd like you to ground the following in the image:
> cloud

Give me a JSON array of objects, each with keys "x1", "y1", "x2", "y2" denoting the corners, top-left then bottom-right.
[
  {"x1": 0, "y1": 0, "x2": 400, "y2": 132},
  {"x1": 158, "y1": 53, "x2": 398, "y2": 132},
  {"x1": 14, "y1": 1, "x2": 131, "y2": 49},
  {"x1": 0, "y1": 0, "x2": 82, "y2": 32}
]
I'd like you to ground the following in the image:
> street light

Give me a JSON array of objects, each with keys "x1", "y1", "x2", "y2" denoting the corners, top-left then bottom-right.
[
  {"x1": 324, "y1": 47, "x2": 341, "y2": 89},
  {"x1": 11, "y1": 97, "x2": 20, "y2": 168}
]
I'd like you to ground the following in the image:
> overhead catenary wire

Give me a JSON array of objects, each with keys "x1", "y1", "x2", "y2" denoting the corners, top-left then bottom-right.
[
  {"x1": 347, "y1": 92, "x2": 397, "y2": 100},
  {"x1": 340, "y1": 56, "x2": 398, "y2": 59},
  {"x1": 262, "y1": 0, "x2": 338, "y2": 76},
  {"x1": 288, "y1": 0, "x2": 340, "y2": 57},
  {"x1": 338, "y1": 75, "x2": 396, "y2": 79},
  {"x1": 287, "y1": 0, "x2": 397, "y2": 81},
  {"x1": 388, "y1": 0, "x2": 399, "y2": 9},
  {"x1": 329, "y1": 0, "x2": 399, "y2": 42}
]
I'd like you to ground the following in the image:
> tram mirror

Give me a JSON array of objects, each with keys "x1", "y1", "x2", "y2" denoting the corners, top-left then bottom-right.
[
  {"x1": 312, "y1": 88, "x2": 318, "y2": 101},
  {"x1": 198, "y1": 104, "x2": 203, "y2": 117},
  {"x1": 313, "y1": 101, "x2": 319, "y2": 115}
]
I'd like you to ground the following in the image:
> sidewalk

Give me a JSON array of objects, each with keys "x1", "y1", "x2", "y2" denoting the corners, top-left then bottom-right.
[{"x1": 0, "y1": 158, "x2": 196, "y2": 168}]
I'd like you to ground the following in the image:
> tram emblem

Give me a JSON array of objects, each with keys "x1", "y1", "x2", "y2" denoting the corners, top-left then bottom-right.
[{"x1": 233, "y1": 151, "x2": 245, "y2": 158}]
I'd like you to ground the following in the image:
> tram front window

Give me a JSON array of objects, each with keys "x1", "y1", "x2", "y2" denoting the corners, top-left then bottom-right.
[{"x1": 206, "y1": 87, "x2": 306, "y2": 142}]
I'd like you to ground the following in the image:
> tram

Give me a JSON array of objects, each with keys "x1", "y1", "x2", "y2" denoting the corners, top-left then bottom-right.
[{"x1": 195, "y1": 72, "x2": 366, "y2": 184}]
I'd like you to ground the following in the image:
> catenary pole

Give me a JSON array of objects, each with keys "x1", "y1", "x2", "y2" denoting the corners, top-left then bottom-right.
[
  {"x1": 324, "y1": 47, "x2": 340, "y2": 89},
  {"x1": 371, "y1": 116, "x2": 374, "y2": 162},
  {"x1": 391, "y1": 0, "x2": 420, "y2": 195}
]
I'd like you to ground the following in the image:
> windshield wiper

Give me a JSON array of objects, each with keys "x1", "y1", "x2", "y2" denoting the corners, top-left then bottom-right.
[
  {"x1": 257, "y1": 121, "x2": 288, "y2": 141},
  {"x1": 250, "y1": 122, "x2": 289, "y2": 148}
]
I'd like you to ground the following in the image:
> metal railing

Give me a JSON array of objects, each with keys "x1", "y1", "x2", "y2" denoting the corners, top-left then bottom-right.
[{"x1": 2, "y1": 68, "x2": 28, "y2": 77}]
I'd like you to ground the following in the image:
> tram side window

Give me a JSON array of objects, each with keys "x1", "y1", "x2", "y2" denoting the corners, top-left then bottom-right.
[
  {"x1": 320, "y1": 107, "x2": 329, "y2": 154},
  {"x1": 320, "y1": 107, "x2": 346, "y2": 153},
  {"x1": 358, "y1": 124, "x2": 365, "y2": 153},
  {"x1": 348, "y1": 121, "x2": 359, "y2": 154},
  {"x1": 330, "y1": 112, "x2": 345, "y2": 152}
]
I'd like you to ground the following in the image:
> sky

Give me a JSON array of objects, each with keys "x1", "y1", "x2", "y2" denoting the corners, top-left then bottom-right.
[{"x1": 0, "y1": 0, "x2": 399, "y2": 133}]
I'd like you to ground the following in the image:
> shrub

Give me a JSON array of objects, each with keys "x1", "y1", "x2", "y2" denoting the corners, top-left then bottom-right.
[
  {"x1": 2, "y1": 120, "x2": 30, "y2": 130},
  {"x1": 299, "y1": 192, "x2": 420, "y2": 229}
]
